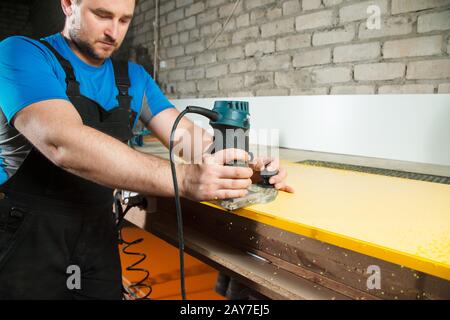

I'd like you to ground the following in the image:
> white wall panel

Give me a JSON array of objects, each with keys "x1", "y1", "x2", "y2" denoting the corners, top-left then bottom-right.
[{"x1": 171, "y1": 95, "x2": 450, "y2": 166}]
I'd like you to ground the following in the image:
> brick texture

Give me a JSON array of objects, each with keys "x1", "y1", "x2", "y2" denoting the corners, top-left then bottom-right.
[{"x1": 120, "y1": 0, "x2": 450, "y2": 98}]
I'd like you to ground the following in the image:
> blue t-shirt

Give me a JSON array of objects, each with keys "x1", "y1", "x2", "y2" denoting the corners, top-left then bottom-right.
[{"x1": 0, "y1": 33, "x2": 174, "y2": 184}]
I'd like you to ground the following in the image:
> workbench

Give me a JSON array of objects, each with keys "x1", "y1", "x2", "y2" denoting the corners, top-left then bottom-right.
[{"x1": 127, "y1": 139, "x2": 450, "y2": 300}]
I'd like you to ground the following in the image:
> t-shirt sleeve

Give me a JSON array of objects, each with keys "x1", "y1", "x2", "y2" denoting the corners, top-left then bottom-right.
[
  {"x1": 137, "y1": 65, "x2": 174, "y2": 125},
  {"x1": 0, "y1": 36, "x2": 69, "y2": 125}
]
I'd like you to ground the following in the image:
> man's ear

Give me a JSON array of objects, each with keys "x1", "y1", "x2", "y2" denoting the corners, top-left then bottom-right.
[{"x1": 61, "y1": 0, "x2": 74, "y2": 17}]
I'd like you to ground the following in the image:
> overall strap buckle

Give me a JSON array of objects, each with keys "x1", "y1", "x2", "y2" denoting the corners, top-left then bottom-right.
[{"x1": 112, "y1": 60, "x2": 133, "y2": 108}]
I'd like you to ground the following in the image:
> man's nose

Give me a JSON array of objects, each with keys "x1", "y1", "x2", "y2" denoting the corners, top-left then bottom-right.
[{"x1": 104, "y1": 20, "x2": 119, "y2": 43}]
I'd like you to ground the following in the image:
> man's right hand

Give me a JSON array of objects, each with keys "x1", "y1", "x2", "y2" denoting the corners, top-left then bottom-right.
[{"x1": 178, "y1": 149, "x2": 253, "y2": 202}]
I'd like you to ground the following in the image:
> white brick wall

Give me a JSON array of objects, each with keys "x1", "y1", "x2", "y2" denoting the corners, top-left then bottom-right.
[
  {"x1": 245, "y1": 40, "x2": 275, "y2": 56},
  {"x1": 323, "y1": 0, "x2": 343, "y2": 7},
  {"x1": 303, "y1": 0, "x2": 322, "y2": 11},
  {"x1": 418, "y1": 10, "x2": 450, "y2": 33},
  {"x1": 378, "y1": 84, "x2": 435, "y2": 94},
  {"x1": 230, "y1": 59, "x2": 257, "y2": 73},
  {"x1": 206, "y1": 64, "x2": 228, "y2": 78},
  {"x1": 293, "y1": 48, "x2": 331, "y2": 67},
  {"x1": 261, "y1": 18, "x2": 294, "y2": 37},
  {"x1": 186, "y1": 67, "x2": 205, "y2": 80},
  {"x1": 231, "y1": 26, "x2": 259, "y2": 44},
  {"x1": 313, "y1": 25, "x2": 355, "y2": 46},
  {"x1": 275, "y1": 70, "x2": 313, "y2": 88},
  {"x1": 197, "y1": 79, "x2": 218, "y2": 91},
  {"x1": 186, "y1": 2, "x2": 204, "y2": 17},
  {"x1": 339, "y1": 0, "x2": 388, "y2": 23},
  {"x1": 168, "y1": 68, "x2": 185, "y2": 81},
  {"x1": 358, "y1": 16, "x2": 413, "y2": 39},
  {"x1": 259, "y1": 54, "x2": 291, "y2": 71},
  {"x1": 219, "y1": 75, "x2": 244, "y2": 91},
  {"x1": 438, "y1": 83, "x2": 450, "y2": 93},
  {"x1": 291, "y1": 87, "x2": 328, "y2": 95},
  {"x1": 283, "y1": 0, "x2": 300, "y2": 14},
  {"x1": 355, "y1": 63, "x2": 405, "y2": 81},
  {"x1": 331, "y1": 85, "x2": 375, "y2": 94},
  {"x1": 124, "y1": 0, "x2": 450, "y2": 98},
  {"x1": 392, "y1": 0, "x2": 449, "y2": 14},
  {"x1": 383, "y1": 36, "x2": 442, "y2": 58},
  {"x1": 334, "y1": 42, "x2": 380, "y2": 63},
  {"x1": 276, "y1": 34, "x2": 311, "y2": 51},
  {"x1": 407, "y1": 59, "x2": 450, "y2": 80},
  {"x1": 313, "y1": 67, "x2": 352, "y2": 84},
  {"x1": 296, "y1": 10, "x2": 334, "y2": 31},
  {"x1": 176, "y1": 81, "x2": 196, "y2": 94},
  {"x1": 245, "y1": 72, "x2": 274, "y2": 88},
  {"x1": 218, "y1": 46, "x2": 244, "y2": 61},
  {"x1": 256, "y1": 88, "x2": 289, "y2": 96}
]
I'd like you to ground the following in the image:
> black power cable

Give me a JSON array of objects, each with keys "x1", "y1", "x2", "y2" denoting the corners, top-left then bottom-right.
[
  {"x1": 169, "y1": 106, "x2": 219, "y2": 300},
  {"x1": 119, "y1": 227, "x2": 152, "y2": 299},
  {"x1": 114, "y1": 191, "x2": 152, "y2": 300}
]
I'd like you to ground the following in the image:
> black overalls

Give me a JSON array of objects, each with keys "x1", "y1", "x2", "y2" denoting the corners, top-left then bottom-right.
[{"x1": 0, "y1": 40, "x2": 137, "y2": 299}]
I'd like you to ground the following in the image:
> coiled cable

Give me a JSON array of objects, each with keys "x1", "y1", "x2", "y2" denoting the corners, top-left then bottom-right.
[{"x1": 114, "y1": 191, "x2": 152, "y2": 300}]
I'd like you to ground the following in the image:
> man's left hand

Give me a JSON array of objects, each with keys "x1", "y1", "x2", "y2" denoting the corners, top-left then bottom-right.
[{"x1": 249, "y1": 156, "x2": 295, "y2": 193}]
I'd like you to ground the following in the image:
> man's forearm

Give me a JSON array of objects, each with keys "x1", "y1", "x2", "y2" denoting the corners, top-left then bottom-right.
[{"x1": 56, "y1": 124, "x2": 176, "y2": 197}]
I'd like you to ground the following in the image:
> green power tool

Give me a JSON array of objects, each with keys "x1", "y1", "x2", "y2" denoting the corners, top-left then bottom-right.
[
  {"x1": 172, "y1": 101, "x2": 279, "y2": 211},
  {"x1": 208, "y1": 101, "x2": 279, "y2": 210}
]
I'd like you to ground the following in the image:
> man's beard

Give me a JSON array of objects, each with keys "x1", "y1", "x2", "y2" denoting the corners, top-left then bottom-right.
[{"x1": 69, "y1": 28, "x2": 116, "y2": 61}]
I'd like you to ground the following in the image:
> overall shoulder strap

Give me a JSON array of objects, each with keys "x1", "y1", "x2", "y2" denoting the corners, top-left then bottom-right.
[
  {"x1": 39, "y1": 39, "x2": 81, "y2": 96},
  {"x1": 111, "y1": 59, "x2": 132, "y2": 110}
]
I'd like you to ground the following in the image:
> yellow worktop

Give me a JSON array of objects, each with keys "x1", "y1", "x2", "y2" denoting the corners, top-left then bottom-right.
[
  {"x1": 205, "y1": 160, "x2": 450, "y2": 281},
  {"x1": 136, "y1": 139, "x2": 450, "y2": 282}
]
